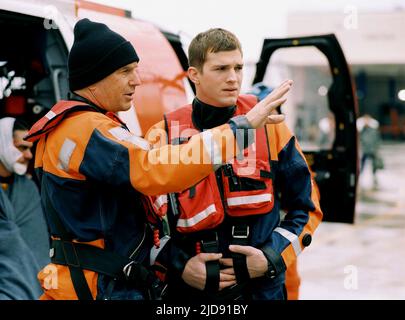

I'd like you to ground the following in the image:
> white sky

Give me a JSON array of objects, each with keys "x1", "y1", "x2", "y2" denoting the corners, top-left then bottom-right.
[{"x1": 93, "y1": 0, "x2": 405, "y2": 61}]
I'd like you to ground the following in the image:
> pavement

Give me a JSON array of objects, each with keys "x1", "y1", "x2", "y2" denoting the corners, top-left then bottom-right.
[{"x1": 298, "y1": 142, "x2": 405, "y2": 300}]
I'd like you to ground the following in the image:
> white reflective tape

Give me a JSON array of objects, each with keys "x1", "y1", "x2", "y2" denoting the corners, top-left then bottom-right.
[
  {"x1": 109, "y1": 127, "x2": 150, "y2": 150},
  {"x1": 109, "y1": 126, "x2": 132, "y2": 140},
  {"x1": 57, "y1": 138, "x2": 76, "y2": 171},
  {"x1": 154, "y1": 195, "x2": 168, "y2": 210},
  {"x1": 274, "y1": 227, "x2": 302, "y2": 256},
  {"x1": 126, "y1": 135, "x2": 151, "y2": 151},
  {"x1": 177, "y1": 204, "x2": 216, "y2": 228},
  {"x1": 45, "y1": 110, "x2": 56, "y2": 120},
  {"x1": 150, "y1": 235, "x2": 171, "y2": 266},
  {"x1": 227, "y1": 193, "x2": 272, "y2": 207},
  {"x1": 201, "y1": 130, "x2": 222, "y2": 165}
]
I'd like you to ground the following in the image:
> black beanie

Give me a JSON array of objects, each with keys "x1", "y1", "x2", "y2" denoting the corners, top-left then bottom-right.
[{"x1": 68, "y1": 18, "x2": 139, "y2": 91}]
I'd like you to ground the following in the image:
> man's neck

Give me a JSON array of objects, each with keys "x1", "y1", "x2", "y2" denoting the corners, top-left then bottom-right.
[{"x1": 69, "y1": 92, "x2": 106, "y2": 114}]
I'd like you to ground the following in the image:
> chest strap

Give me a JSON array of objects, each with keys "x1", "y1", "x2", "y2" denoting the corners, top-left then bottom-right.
[
  {"x1": 200, "y1": 232, "x2": 220, "y2": 293},
  {"x1": 231, "y1": 224, "x2": 251, "y2": 286}
]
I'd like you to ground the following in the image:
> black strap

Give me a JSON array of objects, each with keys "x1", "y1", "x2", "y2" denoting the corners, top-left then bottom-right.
[
  {"x1": 200, "y1": 232, "x2": 220, "y2": 293},
  {"x1": 42, "y1": 180, "x2": 94, "y2": 300},
  {"x1": 51, "y1": 240, "x2": 150, "y2": 281},
  {"x1": 231, "y1": 224, "x2": 251, "y2": 285},
  {"x1": 189, "y1": 186, "x2": 196, "y2": 199},
  {"x1": 44, "y1": 183, "x2": 155, "y2": 299},
  {"x1": 69, "y1": 268, "x2": 94, "y2": 300},
  {"x1": 205, "y1": 261, "x2": 220, "y2": 293}
]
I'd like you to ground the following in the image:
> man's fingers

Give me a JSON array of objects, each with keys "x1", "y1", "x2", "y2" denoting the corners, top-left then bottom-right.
[
  {"x1": 219, "y1": 280, "x2": 237, "y2": 291},
  {"x1": 199, "y1": 253, "x2": 222, "y2": 262},
  {"x1": 229, "y1": 244, "x2": 254, "y2": 255},
  {"x1": 267, "y1": 97, "x2": 287, "y2": 112},
  {"x1": 219, "y1": 272, "x2": 236, "y2": 282},
  {"x1": 220, "y1": 267, "x2": 235, "y2": 275},
  {"x1": 219, "y1": 258, "x2": 233, "y2": 267},
  {"x1": 259, "y1": 94, "x2": 288, "y2": 117},
  {"x1": 266, "y1": 114, "x2": 285, "y2": 124},
  {"x1": 268, "y1": 85, "x2": 291, "y2": 102},
  {"x1": 265, "y1": 80, "x2": 293, "y2": 101}
]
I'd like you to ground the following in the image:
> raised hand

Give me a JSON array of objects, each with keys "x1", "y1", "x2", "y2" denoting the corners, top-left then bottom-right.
[{"x1": 246, "y1": 80, "x2": 293, "y2": 128}]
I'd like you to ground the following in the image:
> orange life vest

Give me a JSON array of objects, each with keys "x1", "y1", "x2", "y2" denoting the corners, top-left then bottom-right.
[
  {"x1": 157, "y1": 95, "x2": 274, "y2": 233},
  {"x1": 26, "y1": 100, "x2": 126, "y2": 143}
]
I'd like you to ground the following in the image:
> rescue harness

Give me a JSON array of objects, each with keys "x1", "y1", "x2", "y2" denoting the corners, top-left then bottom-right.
[{"x1": 148, "y1": 95, "x2": 276, "y2": 299}]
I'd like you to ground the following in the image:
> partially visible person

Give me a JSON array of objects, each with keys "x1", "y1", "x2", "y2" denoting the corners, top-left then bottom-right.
[
  {"x1": 318, "y1": 112, "x2": 335, "y2": 150},
  {"x1": 0, "y1": 117, "x2": 50, "y2": 299},
  {"x1": 357, "y1": 113, "x2": 383, "y2": 188}
]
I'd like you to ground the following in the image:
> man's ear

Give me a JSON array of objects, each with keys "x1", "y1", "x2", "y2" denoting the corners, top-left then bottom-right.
[{"x1": 188, "y1": 67, "x2": 200, "y2": 85}]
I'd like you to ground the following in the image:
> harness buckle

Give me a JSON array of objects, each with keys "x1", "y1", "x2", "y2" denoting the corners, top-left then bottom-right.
[
  {"x1": 123, "y1": 260, "x2": 155, "y2": 285},
  {"x1": 232, "y1": 225, "x2": 250, "y2": 239},
  {"x1": 123, "y1": 260, "x2": 138, "y2": 280},
  {"x1": 200, "y1": 232, "x2": 219, "y2": 253}
]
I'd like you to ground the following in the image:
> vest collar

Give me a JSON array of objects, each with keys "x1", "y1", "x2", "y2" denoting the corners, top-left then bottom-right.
[{"x1": 68, "y1": 92, "x2": 106, "y2": 114}]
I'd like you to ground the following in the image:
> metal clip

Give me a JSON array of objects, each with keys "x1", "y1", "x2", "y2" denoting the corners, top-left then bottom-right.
[{"x1": 232, "y1": 226, "x2": 250, "y2": 239}]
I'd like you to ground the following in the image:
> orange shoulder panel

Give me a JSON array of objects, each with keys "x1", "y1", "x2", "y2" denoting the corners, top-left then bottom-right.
[{"x1": 40, "y1": 111, "x2": 112, "y2": 180}]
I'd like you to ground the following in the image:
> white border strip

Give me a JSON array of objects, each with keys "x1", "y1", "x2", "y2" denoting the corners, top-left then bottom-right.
[{"x1": 274, "y1": 227, "x2": 302, "y2": 256}]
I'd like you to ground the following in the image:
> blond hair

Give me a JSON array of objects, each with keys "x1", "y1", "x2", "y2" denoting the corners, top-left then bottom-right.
[{"x1": 188, "y1": 28, "x2": 242, "y2": 71}]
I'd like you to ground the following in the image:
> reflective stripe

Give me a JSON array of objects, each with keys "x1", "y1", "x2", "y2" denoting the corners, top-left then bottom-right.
[
  {"x1": 126, "y1": 135, "x2": 151, "y2": 151},
  {"x1": 45, "y1": 110, "x2": 56, "y2": 120},
  {"x1": 154, "y1": 195, "x2": 168, "y2": 210},
  {"x1": 274, "y1": 227, "x2": 302, "y2": 256},
  {"x1": 201, "y1": 130, "x2": 222, "y2": 165},
  {"x1": 109, "y1": 127, "x2": 150, "y2": 150},
  {"x1": 57, "y1": 138, "x2": 76, "y2": 171},
  {"x1": 227, "y1": 193, "x2": 272, "y2": 207},
  {"x1": 177, "y1": 204, "x2": 216, "y2": 228},
  {"x1": 150, "y1": 235, "x2": 171, "y2": 266},
  {"x1": 109, "y1": 126, "x2": 131, "y2": 140}
]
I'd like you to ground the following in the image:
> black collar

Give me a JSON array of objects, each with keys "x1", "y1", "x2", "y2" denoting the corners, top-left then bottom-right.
[
  {"x1": 191, "y1": 98, "x2": 236, "y2": 131},
  {"x1": 0, "y1": 174, "x2": 14, "y2": 185}
]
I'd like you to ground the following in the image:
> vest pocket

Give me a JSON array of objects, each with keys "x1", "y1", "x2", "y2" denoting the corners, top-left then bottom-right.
[
  {"x1": 176, "y1": 174, "x2": 224, "y2": 233},
  {"x1": 223, "y1": 159, "x2": 274, "y2": 217}
]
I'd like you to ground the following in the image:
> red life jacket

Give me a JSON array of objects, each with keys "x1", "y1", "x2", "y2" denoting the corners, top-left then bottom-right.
[{"x1": 161, "y1": 94, "x2": 274, "y2": 233}]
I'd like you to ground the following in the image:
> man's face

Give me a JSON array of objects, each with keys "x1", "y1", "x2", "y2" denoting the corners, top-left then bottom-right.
[
  {"x1": 91, "y1": 62, "x2": 141, "y2": 113},
  {"x1": 13, "y1": 129, "x2": 33, "y2": 168},
  {"x1": 191, "y1": 49, "x2": 243, "y2": 107}
]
